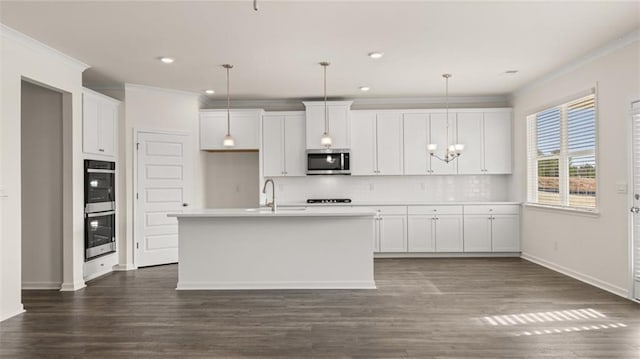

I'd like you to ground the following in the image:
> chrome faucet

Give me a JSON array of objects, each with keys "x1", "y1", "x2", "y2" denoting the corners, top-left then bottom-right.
[{"x1": 262, "y1": 179, "x2": 276, "y2": 212}]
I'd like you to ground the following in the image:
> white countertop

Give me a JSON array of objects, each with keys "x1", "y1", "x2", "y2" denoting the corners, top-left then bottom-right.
[
  {"x1": 168, "y1": 207, "x2": 377, "y2": 218},
  {"x1": 281, "y1": 201, "x2": 522, "y2": 207}
]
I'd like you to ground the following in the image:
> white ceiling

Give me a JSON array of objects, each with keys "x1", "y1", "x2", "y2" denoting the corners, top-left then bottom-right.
[{"x1": 1, "y1": 1, "x2": 638, "y2": 100}]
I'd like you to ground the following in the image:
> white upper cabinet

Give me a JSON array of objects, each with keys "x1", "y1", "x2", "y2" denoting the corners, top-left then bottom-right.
[
  {"x1": 483, "y1": 111, "x2": 512, "y2": 174},
  {"x1": 304, "y1": 101, "x2": 352, "y2": 149},
  {"x1": 403, "y1": 112, "x2": 457, "y2": 175},
  {"x1": 456, "y1": 112, "x2": 484, "y2": 175},
  {"x1": 83, "y1": 88, "x2": 119, "y2": 157},
  {"x1": 351, "y1": 111, "x2": 404, "y2": 176},
  {"x1": 457, "y1": 110, "x2": 512, "y2": 174},
  {"x1": 262, "y1": 112, "x2": 306, "y2": 177},
  {"x1": 403, "y1": 113, "x2": 430, "y2": 175},
  {"x1": 200, "y1": 109, "x2": 262, "y2": 150},
  {"x1": 429, "y1": 113, "x2": 458, "y2": 175}
]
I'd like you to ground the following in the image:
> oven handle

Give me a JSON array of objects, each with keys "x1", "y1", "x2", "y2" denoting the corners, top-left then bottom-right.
[
  {"x1": 87, "y1": 211, "x2": 115, "y2": 218},
  {"x1": 87, "y1": 169, "x2": 115, "y2": 174}
]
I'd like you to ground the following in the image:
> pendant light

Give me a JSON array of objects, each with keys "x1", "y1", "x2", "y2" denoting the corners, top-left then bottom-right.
[
  {"x1": 319, "y1": 61, "x2": 332, "y2": 148},
  {"x1": 222, "y1": 64, "x2": 235, "y2": 148},
  {"x1": 428, "y1": 73, "x2": 464, "y2": 163}
]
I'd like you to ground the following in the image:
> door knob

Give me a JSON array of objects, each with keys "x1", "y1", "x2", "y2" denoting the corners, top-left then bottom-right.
[{"x1": 630, "y1": 206, "x2": 639, "y2": 213}]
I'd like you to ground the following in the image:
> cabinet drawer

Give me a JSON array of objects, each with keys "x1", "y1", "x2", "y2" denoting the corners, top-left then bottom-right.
[
  {"x1": 408, "y1": 205, "x2": 463, "y2": 215},
  {"x1": 374, "y1": 206, "x2": 407, "y2": 215},
  {"x1": 464, "y1": 204, "x2": 520, "y2": 215}
]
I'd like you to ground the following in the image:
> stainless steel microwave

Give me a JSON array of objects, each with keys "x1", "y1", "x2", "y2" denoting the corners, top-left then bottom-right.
[{"x1": 306, "y1": 149, "x2": 351, "y2": 175}]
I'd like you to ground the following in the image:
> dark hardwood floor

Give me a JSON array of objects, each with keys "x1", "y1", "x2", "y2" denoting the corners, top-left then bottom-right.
[{"x1": 1, "y1": 258, "x2": 639, "y2": 358}]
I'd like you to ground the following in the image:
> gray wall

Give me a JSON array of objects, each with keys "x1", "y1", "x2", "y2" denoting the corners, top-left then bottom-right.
[
  {"x1": 21, "y1": 80, "x2": 64, "y2": 288},
  {"x1": 205, "y1": 152, "x2": 260, "y2": 208}
]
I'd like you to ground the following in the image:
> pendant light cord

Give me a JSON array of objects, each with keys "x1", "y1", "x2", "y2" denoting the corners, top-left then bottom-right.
[
  {"x1": 445, "y1": 74, "x2": 450, "y2": 147},
  {"x1": 323, "y1": 63, "x2": 328, "y2": 135},
  {"x1": 226, "y1": 65, "x2": 231, "y2": 136}
]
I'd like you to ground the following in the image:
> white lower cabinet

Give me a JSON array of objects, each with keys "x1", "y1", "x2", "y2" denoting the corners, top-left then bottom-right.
[
  {"x1": 463, "y1": 205, "x2": 520, "y2": 252},
  {"x1": 407, "y1": 206, "x2": 463, "y2": 252},
  {"x1": 375, "y1": 206, "x2": 407, "y2": 252}
]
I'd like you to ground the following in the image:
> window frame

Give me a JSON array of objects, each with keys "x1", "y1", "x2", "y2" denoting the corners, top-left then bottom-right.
[{"x1": 526, "y1": 92, "x2": 599, "y2": 213}]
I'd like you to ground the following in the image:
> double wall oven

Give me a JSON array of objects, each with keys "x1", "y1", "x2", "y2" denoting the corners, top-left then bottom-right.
[{"x1": 84, "y1": 160, "x2": 116, "y2": 261}]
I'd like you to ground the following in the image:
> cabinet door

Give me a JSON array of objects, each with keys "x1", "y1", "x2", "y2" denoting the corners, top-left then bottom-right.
[
  {"x1": 200, "y1": 111, "x2": 260, "y2": 150},
  {"x1": 483, "y1": 112, "x2": 512, "y2": 174},
  {"x1": 200, "y1": 113, "x2": 228, "y2": 149},
  {"x1": 463, "y1": 215, "x2": 492, "y2": 252},
  {"x1": 83, "y1": 95, "x2": 100, "y2": 155},
  {"x1": 456, "y1": 112, "x2": 483, "y2": 174},
  {"x1": 379, "y1": 215, "x2": 407, "y2": 252},
  {"x1": 262, "y1": 115, "x2": 284, "y2": 177},
  {"x1": 403, "y1": 114, "x2": 429, "y2": 175},
  {"x1": 407, "y1": 215, "x2": 435, "y2": 252},
  {"x1": 283, "y1": 114, "x2": 306, "y2": 176},
  {"x1": 376, "y1": 112, "x2": 404, "y2": 175},
  {"x1": 350, "y1": 112, "x2": 377, "y2": 175},
  {"x1": 492, "y1": 214, "x2": 520, "y2": 251},
  {"x1": 429, "y1": 113, "x2": 458, "y2": 175},
  {"x1": 97, "y1": 103, "x2": 116, "y2": 157},
  {"x1": 434, "y1": 215, "x2": 463, "y2": 252},
  {"x1": 374, "y1": 217, "x2": 381, "y2": 253},
  {"x1": 328, "y1": 105, "x2": 350, "y2": 149},
  {"x1": 305, "y1": 104, "x2": 350, "y2": 149}
]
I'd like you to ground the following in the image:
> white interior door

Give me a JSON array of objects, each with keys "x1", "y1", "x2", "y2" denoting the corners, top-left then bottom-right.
[
  {"x1": 135, "y1": 131, "x2": 192, "y2": 267},
  {"x1": 631, "y1": 104, "x2": 640, "y2": 300}
]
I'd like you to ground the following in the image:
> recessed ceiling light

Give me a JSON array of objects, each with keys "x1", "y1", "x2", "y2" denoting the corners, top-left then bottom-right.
[
  {"x1": 205, "y1": 89, "x2": 215, "y2": 94},
  {"x1": 368, "y1": 52, "x2": 384, "y2": 59},
  {"x1": 359, "y1": 86, "x2": 371, "y2": 92},
  {"x1": 505, "y1": 70, "x2": 519, "y2": 74},
  {"x1": 159, "y1": 57, "x2": 175, "y2": 64}
]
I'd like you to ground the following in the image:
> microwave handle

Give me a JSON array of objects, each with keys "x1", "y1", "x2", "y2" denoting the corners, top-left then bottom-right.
[
  {"x1": 341, "y1": 153, "x2": 344, "y2": 169},
  {"x1": 87, "y1": 211, "x2": 115, "y2": 218}
]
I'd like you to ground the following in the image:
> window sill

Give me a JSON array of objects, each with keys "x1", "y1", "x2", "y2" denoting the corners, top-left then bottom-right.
[{"x1": 523, "y1": 203, "x2": 600, "y2": 217}]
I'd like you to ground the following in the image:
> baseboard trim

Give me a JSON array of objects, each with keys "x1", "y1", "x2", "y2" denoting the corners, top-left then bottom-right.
[
  {"x1": 59, "y1": 281, "x2": 86, "y2": 292},
  {"x1": 113, "y1": 263, "x2": 137, "y2": 271},
  {"x1": 375, "y1": 252, "x2": 521, "y2": 258},
  {"x1": 521, "y1": 252, "x2": 629, "y2": 299},
  {"x1": 22, "y1": 282, "x2": 62, "y2": 290},
  {"x1": 0, "y1": 305, "x2": 25, "y2": 322},
  {"x1": 176, "y1": 280, "x2": 377, "y2": 290}
]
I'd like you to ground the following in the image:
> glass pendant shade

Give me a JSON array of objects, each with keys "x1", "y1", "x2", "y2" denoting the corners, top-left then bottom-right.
[
  {"x1": 223, "y1": 134, "x2": 235, "y2": 147},
  {"x1": 321, "y1": 132, "x2": 332, "y2": 147}
]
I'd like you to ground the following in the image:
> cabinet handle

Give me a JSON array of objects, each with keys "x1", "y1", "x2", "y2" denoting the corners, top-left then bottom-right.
[{"x1": 99, "y1": 148, "x2": 105, "y2": 152}]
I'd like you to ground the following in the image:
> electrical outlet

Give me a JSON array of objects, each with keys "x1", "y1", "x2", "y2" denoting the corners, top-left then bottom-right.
[
  {"x1": 420, "y1": 183, "x2": 426, "y2": 191},
  {"x1": 616, "y1": 181, "x2": 627, "y2": 194},
  {"x1": 553, "y1": 241, "x2": 558, "y2": 251},
  {"x1": 369, "y1": 183, "x2": 375, "y2": 191}
]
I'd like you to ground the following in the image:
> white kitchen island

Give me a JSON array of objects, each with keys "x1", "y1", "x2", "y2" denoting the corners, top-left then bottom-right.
[{"x1": 168, "y1": 207, "x2": 377, "y2": 290}]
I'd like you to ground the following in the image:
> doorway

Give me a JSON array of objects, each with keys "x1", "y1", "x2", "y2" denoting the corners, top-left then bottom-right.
[
  {"x1": 134, "y1": 130, "x2": 193, "y2": 267},
  {"x1": 20, "y1": 80, "x2": 64, "y2": 289}
]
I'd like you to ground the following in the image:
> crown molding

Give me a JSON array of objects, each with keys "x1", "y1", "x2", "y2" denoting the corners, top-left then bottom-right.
[
  {"x1": 512, "y1": 27, "x2": 640, "y2": 98},
  {"x1": 0, "y1": 23, "x2": 89, "y2": 72},
  {"x1": 203, "y1": 95, "x2": 510, "y2": 111},
  {"x1": 124, "y1": 83, "x2": 201, "y2": 98}
]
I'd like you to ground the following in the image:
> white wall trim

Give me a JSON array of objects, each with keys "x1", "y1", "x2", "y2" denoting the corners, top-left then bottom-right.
[
  {"x1": 82, "y1": 87, "x2": 121, "y2": 105},
  {"x1": 125, "y1": 83, "x2": 201, "y2": 98},
  {"x1": 83, "y1": 268, "x2": 113, "y2": 282},
  {"x1": 0, "y1": 306, "x2": 25, "y2": 322},
  {"x1": 521, "y1": 252, "x2": 629, "y2": 299},
  {"x1": 375, "y1": 252, "x2": 520, "y2": 258},
  {"x1": 59, "y1": 281, "x2": 87, "y2": 292},
  {"x1": 513, "y1": 28, "x2": 640, "y2": 98},
  {"x1": 176, "y1": 280, "x2": 377, "y2": 290},
  {"x1": 21, "y1": 282, "x2": 61, "y2": 290},
  {"x1": 113, "y1": 264, "x2": 136, "y2": 271},
  {"x1": 0, "y1": 24, "x2": 89, "y2": 72}
]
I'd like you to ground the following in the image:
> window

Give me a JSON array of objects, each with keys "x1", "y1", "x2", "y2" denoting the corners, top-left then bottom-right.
[{"x1": 527, "y1": 93, "x2": 597, "y2": 210}]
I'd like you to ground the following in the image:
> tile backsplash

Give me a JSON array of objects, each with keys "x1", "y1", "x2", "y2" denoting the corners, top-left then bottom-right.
[{"x1": 271, "y1": 175, "x2": 511, "y2": 203}]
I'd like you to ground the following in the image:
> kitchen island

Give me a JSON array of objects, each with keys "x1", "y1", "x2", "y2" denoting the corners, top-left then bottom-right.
[{"x1": 168, "y1": 207, "x2": 377, "y2": 290}]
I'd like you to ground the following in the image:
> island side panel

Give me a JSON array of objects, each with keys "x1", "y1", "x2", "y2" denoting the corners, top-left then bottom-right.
[{"x1": 176, "y1": 216, "x2": 375, "y2": 289}]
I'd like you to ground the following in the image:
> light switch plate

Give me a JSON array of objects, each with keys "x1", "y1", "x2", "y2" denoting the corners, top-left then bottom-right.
[{"x1": 616, "y1": 181, "x2": 627, "y2": 194}]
